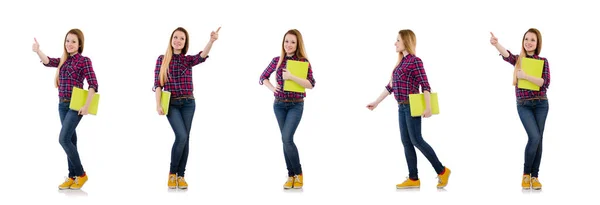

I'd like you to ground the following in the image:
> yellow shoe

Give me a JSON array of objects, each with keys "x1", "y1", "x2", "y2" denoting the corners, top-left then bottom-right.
[
  {"x1": 522, "y1": 174, "x2": 531, "y2": 189},
  {"x1": 396, "y1": 177, "x2": 420, "y2": 189},
  {"x1": 531, "y1": 177, "x2": 542, "y2": 190},
  {"x1": 177, "y1": 176, "x2": 188, "y2": 189},
  {"x1": 168, "y1": 174, "x2": 177, "y2": 189},
  {"x1": 58, "y1": 177, "x2": 75, "y2": 190},
  {"x1": 437, "y1": 167, "x2": 451, "y2": 188},
  {"x1": 70, "y1": 174, "x2": 88, "y2": 190},
  {"x1": 293, "y1": 175, "x2": 303, "y2": 189},
  {"x1": 283, "y1": 176, "x2": 294, "y2": 189}
]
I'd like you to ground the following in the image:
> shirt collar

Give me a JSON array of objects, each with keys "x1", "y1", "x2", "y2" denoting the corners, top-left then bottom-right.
[
  {"x1": 284, "y1": 55, "x2": 297, "y2": 60},
  {"x1": 67, "y1": 53, "x2": 82, "y2": 59}
]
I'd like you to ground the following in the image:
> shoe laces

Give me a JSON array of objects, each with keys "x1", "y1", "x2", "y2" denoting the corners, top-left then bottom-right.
[
  {"x1": 73, "y1": 176, "x2": 81, "y2": 184},
  {"x1": 177, "y1": 176, "x2": 186, "y2": 183},
  {"x1": 294, "y1": 175, "x2": 302, "y2": 183},
  {"x1": 169, "y1": 175, "x2": 176, "y2": 183},
  {"x1": 403, "y1": 177, "x2": 414, "y2": 184},
  {"x1": 286, "y1": 177, "x2": 294, "y2": 183},
  {"x1": 63, "y1": 177, "x2": 73, "y2": 183},
  {"x1": 531, "y1": 177, "x2": 539, "y2": 183}
]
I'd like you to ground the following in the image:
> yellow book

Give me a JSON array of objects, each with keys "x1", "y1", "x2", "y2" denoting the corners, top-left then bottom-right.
[
  {"x1": 283, "y1": 60, "x2": 309, "y2": 93},
  {"x1": 518, "y1": 57, "x2": 544, "y2": 91},
  {"x1": 69, "y1": 87, "x2": 100, "y2": 115},
  {"x1": 408, "y1": 92, "x2": 439, "y2": 117},
  {"x1": 161, "y1": 91, "x2": 171, "y2": 115}
]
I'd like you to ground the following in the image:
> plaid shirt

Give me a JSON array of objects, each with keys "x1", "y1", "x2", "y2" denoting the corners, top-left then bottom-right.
[
  {"x1": 259, "y1": 55, "x2": 316, "y2": 99},
  {"x1": 44, "y1": 53, "x2": 99, "y2": 99},
  {"x1": 385, "y1": 54, "x2": 431, "y2": 102},
  {"x1": 153, "y1": 52, "x2": 208, "y2": 98},
  {"x1": 501, "y1": 50, "x2": 551, "y2": 100}
]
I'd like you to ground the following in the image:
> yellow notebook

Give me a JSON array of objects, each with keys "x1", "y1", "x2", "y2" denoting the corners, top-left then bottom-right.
[
  {"x1": 69, "y1": 87, "x2": 100, "y2": 115},
  {"x1": 161, "y1": 91, "x2": 171, "y2": 115},
  {"x1": 283, "y1": 60, "x2": 309, "y2": 93},
  {"x1": 408, "y1": 92, "x2": 439, "y2": 117},
  {"x1": 518, "y1": 57, "x2": 544, "y2": 91}
]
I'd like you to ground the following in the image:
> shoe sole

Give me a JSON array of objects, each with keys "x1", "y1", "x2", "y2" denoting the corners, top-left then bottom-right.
[
  {"x1": 58, "y1": 187, "x2": 70, "y2": 190},
  {"x1": 396, "y1": 186, "x2": 420, "y2": 189},
  {"x1": 178, "y1": 186, "x2": 188, "y2": 189}
]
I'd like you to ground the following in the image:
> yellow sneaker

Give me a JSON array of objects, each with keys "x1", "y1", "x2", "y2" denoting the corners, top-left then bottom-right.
[
  {"x1": 531, "y1": 177, "x2": 542, "y2": 190},
  {"x1": 58, "y1": 177, "x2": 75, "y2": 190},
  {"x1": 177, "y1": 176, "x2": 188, "y2": 189},
  {"x1": 168, "y1": 174, "x2": 177, "y2": 189},
  {"x1": 396, "y1": 177, "x2": 420, "y2": 189},
  {"x1": 437, "y1": 167, "x2": 451, "y2": 188},
  {"x1": 522, "y1": 174, "x2": 531, "y2": 189},
  {"x1": 70, "y1": 174, "x2": 88, "y2": 190},
  {"x1": 283, "y1": 176, "x2": 294, "y2": 189},
  {"x1": 293, "y1": 175, "x2": 303, "y2": 189}
]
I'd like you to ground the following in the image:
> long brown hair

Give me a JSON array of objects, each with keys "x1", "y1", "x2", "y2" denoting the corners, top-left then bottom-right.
[
  {"x1": 54, "y1": 29, "x2": 84, "y2": 87},
  {"x1": 513, "y1": 28, "x2": 542, "y2": 86},
  {"x1": 159, "y1": 27, "x2": 190, "y2": 86},
  {"x1": 276, "y1": 29, "x2": 308, "y2": 69}
]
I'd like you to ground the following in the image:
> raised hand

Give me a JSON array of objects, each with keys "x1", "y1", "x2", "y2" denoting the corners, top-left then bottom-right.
[
  {"x1": 490, "y1": 32, "x2": 498, "y2": 46},
  {"x1": 32, "y1": 38, "x2": 40, "y2": 53},
  {"x1": 210, "y1": 27, "x2": 221, "y2": 42}
]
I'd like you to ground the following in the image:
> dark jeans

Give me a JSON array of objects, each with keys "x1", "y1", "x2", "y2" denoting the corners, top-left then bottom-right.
[
  {"x1": 398, "y1": 104, "x2": 445, "y2": 180},
  {"x1": 517, "y1": 99, "x2": 549, "y2": 178},
  {"x1": 166, "y1": 98, "x2": 196, "y2": 177},
  {"x1": 58, "y1": 101, "x2": 85, "y2": 177},
  {"x1": 273, "y1": 101, "x2": 304, "y2": 177}
]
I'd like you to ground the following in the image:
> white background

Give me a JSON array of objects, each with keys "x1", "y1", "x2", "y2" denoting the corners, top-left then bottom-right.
[{"x1": 1, "y1": 0, "x2": 598, "y2": 204}]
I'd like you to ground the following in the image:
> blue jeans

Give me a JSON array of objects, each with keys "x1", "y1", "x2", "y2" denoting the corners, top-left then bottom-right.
[
  {"x1": 58, "y1": 102, "x2": 85, "y2": 177},
  {"x1": 273, "y1": 101, "x2": 304, "y2": 177},
  {"x1": 517, "y1": 99, "x2": 549, "y2": 178},
  {"x1": 398, "y1": 104, "x2": 445, "y2": 180},
  {"x1": 166, "y1": 98, "x2": 196, "y2": 177}
]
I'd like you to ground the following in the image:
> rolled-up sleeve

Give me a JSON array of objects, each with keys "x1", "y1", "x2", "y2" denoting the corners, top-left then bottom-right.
[
  {"x1": 413, "y1": 58, "x2": 431, "y2": 93},
  {"x1": 81, "y1": 57, "x2": 98, "y2": 92},
  {"x1": 259, "y1": 57, "x2": 278, "y2": 85},
  {"x1": 44, "y1": 57, "x2": 60, "y2": 67},
  {"x1": 187, "y1": 51, "x2": 208, "y2": 67},
  {"x1": 153, "y1": 55, "x2": 163, "y2": 91},
  {"x1": 541, "y1": 58, "x2": 550, "y2": 89},
  {"x1": 502, "y1": 50, "x2": 518, "y2": 66}
]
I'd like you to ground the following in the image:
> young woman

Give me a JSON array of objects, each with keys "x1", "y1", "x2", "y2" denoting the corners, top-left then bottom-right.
[
  {"x1": 366, "y1": 29, "x2": 451, "y2": 189},
  {"x1": 32, "y1": 28, "x2": 98, "y2": 190},
  {"x1": 490, "y1": 29, "x2": 550, "y2": 190},
  {"x1": 153, "y1": 26, "x2": 220, "y2": 189},
  {"x1": 259, "y1": 29, "x2": 316, "y2": 189}
]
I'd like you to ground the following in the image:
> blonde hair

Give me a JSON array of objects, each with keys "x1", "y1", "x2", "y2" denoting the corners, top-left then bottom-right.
[
  {"x1": 395, "y1": 29, "x2": 417, "y2": 67},
  {"x1": 159, "y1": 27, "x2": 190, "y2": 86},
  {"x1": 55, "y1": 29, "x2": 84, "y2": 87},
  {"x1": 276, "y1": 29, "x2": 308, "y2": 69},
  {"x1": 513, "y1": 28, "x2": 542, "y2": 86},
  {"x1": 389, "y1": 29, "x2": 417, "y2": 84}
]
